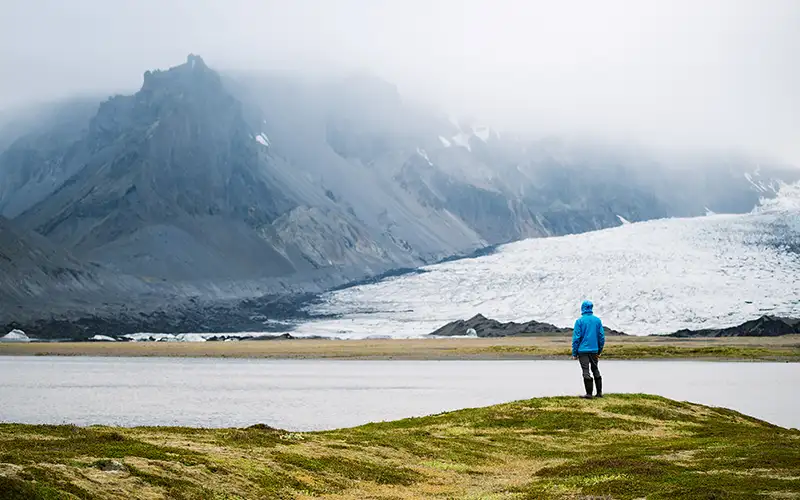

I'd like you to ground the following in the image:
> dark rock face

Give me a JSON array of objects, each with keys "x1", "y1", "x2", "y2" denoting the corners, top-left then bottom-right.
[
  {"x1": 429, "y1": 313, "x2": 627, "y2": 337},
  {"x1": 668, "y1": 316, "x2": 800, "y2": 338}
]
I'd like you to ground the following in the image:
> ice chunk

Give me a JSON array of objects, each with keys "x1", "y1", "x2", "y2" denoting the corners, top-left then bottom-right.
[
  {"x1": 617, "y1": 215, "x2": 631, "y2": 225},
  {"x1": 89, "y1": 335, "x2": 117, "y2": 342},
  {"x1": 1, "y1": 329, "x2": 30, "y2": 342}
]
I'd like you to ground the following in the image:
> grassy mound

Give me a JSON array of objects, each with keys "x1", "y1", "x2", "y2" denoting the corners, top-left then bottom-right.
[{"x1": 0, "y1": 395, "x2": 798, "y2": 499}]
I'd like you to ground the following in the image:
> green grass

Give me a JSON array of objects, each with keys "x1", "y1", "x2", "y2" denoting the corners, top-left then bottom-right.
[
  {"x1": 0, "y1": 394, "x2": 798, "y2": 499},
  {"x1": 599, "y1": 344, "x2": 798, "y2": 360}
]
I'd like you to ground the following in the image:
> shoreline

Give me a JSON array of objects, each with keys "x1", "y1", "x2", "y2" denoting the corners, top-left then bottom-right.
[{"x1": 1, "y1": 336, "x2": 798, "y2": 361}]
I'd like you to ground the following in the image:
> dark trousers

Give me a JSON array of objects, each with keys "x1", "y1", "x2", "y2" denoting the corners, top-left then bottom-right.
[{"x1": 578, "y1": 353, "x2": 601, "y2": 379}]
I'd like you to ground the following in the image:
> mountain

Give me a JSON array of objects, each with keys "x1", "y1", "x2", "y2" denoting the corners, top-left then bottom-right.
[
  {"x1": 11, "y1": 55, "x2": 312, "y2": 282},
  {"x1": 294, "y1": 182, "x2": 800, "y2": 338},
  {"x1": 0, "y1": 54, "x2": 798, "y2": 337}
]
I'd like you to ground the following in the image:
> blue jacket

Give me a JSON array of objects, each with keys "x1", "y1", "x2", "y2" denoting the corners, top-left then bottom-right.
[{"x1": 572, "y1": 300, "x2": 605, "y2": 357}]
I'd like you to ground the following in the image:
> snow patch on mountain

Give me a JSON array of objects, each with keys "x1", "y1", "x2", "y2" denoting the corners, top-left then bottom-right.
[
  {"x1": 292, "y1": 182, "x2": 800, "y2": 339},
  {"x1": 416, "y1": 148, "x2": 433, "y2": 166},
  {"x1": 617, "y1": 215, "x2": 631, "y2": 225},
  {"x1": 745, "y1": 173, "x2": 767, "y2": 192},
  {"x1": 438, "y1": 136, "x2": 452, "y2": 147},
  {"x1": 755, "y1": 180, "x2": 800, "y2": 213},
  {"x1": 255, "y1": 133, "x2": 270, "y2": 147},
  {"x1": 472, "y1": 125, "x2": 491, "y2": 142},
  {"x1": 451, "y1": 132, "x2": 472, "y2": 151},
  {"x1": 745, "y1": 170, "x2": 783, "y2": 195}
]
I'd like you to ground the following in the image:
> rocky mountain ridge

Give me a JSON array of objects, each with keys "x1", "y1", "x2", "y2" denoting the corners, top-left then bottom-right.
[{"x1": 0, "y1": 54, "x2": 798, "y2": 336}]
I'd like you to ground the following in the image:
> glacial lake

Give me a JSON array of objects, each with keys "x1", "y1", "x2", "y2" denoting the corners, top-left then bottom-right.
[{"x1": 0, "y1": 357, "x2": 797, "y2": 430}]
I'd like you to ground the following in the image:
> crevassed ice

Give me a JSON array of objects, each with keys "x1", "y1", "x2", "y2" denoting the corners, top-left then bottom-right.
[{"x1": 293, "y1": 183, "x2": 800, "y2": 338}]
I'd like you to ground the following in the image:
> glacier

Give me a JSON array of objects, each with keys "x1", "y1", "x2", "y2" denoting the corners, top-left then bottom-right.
[{"x1": 291, "y1": 183, "x2": 800, "y2": 338}]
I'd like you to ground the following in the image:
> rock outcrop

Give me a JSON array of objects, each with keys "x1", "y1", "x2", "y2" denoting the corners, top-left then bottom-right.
[
  {"x1": 429, "y1": 314, "x2": 800, "y2": 338},
  {"x1": 668, "y1": 316, "x2": 800, "y2": 338},
  {"x1": 428, "y1": 313, "x2": 627, "y2": 337}
]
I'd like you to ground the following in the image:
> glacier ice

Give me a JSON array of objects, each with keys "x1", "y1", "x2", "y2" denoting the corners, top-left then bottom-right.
[{"x1": 292, "y1": 183, "x2": 800, "y2": 338}]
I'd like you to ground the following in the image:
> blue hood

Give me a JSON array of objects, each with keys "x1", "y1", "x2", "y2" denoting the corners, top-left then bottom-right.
[{"x1": 581, "y1": 300, "x2": 594, "y2": 315}]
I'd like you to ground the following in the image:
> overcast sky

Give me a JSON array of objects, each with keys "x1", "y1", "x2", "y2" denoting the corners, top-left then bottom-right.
[{"x1": 1, "y1": 0, "x2": 798, "y2": 164}]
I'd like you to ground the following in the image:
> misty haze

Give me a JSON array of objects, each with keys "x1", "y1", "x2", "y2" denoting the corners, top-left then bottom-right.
[{"x1": 1, "y1": 1, "x2": 799, "y2": 499}]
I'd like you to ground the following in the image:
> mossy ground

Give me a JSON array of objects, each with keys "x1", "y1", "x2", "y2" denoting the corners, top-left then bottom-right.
[{"x1": 1, "y1": 395, "x2": 798, "y2": 499}]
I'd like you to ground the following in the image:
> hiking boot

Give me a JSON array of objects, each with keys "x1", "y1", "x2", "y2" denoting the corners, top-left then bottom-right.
[
  {"x1": 595, "y1": 376, "x2": 603, "y2": 398},
  {"x1": 580, "y1": 378, "x2": 594, "y2": 399}
]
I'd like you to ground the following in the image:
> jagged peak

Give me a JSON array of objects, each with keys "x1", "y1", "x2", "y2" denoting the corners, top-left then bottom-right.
[
  {"x1": 140, "y1": 53, "x2": 219, "y2": 93},
  {"x1": 186, "y1": 53, "x2": 206, "y2": 69}
]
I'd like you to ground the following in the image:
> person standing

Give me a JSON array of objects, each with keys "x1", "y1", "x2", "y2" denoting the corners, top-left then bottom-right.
[{"x1": 571, "y1": 300, "x2": 605, "y2": 399}]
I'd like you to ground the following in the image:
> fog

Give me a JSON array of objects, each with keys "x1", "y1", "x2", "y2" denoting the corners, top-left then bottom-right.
[{"x1": 2, "y1": 0, "x2": 798, "y2": 164}]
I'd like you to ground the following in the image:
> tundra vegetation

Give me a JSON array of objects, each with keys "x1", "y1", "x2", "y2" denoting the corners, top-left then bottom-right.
[{"x1": 1, "y1": 394, "x2": 798, "y2": 499}]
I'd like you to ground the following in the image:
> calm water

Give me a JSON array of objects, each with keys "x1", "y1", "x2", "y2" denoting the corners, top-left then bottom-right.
[{"x1": 0, "y1": 357, "x2": 797, "y2": 430}]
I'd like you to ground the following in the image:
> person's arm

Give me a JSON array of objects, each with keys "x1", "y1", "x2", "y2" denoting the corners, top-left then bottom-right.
[
  {"x1": 572, "y1": 319, "x2": 582, "y2": 358},
  {"x1": 598, "y1": 320, "x2": 605, "y2": 355}
]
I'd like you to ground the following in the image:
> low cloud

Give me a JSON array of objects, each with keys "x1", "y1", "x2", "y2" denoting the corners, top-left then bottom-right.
[{"x1": 1, "y1": 0, "x2": 798, "y2": 164}]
